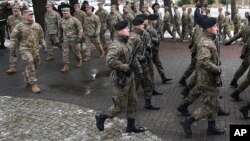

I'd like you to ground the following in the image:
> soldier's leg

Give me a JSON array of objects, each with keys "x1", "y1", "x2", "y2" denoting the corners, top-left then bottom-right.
[
  {"x1": 166, "y1": 24, "x2": 174, "y2": 37},
  {"x1": 100, "y1": 29, "x2": 107, "y2": 49},
  {"x1": 235, "y1": 69, "x2": 250, "y2": 94},
  {"x1": 180, "y1": 56, "x2": 196, "y2": 85},
  {"x1": 181, "y1": 73, "x2": 197, "y2": 97},
  {"x1": 61, "y1": 42, "x2": 70, "y2": 72},
  {"x1": 226, "y1": 28, "x2": 232, "y2": 40},
  {"x1": 147, "y1": 58, "x2": 154, "y2": 85},
  {"x1": 6, "y1": 49, "x2": 18, "y2": 74},
  {"x1": 71, "y1": 42, "x2": 82, "y2": 67},
  {"x1": 82, "y1": 36, "x2": 92, "y2": 62},
  {"x1": 233, "y1": 59, "x2": 249, "y2": 80},
  {"x1": 91, "y1": 36, "x2": 105, "y2": 58},
  {"x1": 140, "y1": 63, "x2": 154, "y2": 99},
  {"x1": 45, "y1": 35, "x2": 54, "y2": 60},
  {"x1": 152, "y1": 50, "x2": 165, "y2": 77},
  {"x1": 172, "y1": 25, "x2": 177, "y2": 39},
  {"x1": 239, "y1": 102, "x2": 250, "y2": 119},
  {"x1": 177, "y1": 25, "x2": 182, "y2": 39}
]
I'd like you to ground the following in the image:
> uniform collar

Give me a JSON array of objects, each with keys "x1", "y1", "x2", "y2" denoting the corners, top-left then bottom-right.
[
  {"x1": 116, "y1": 35, "x2": 129, "y2": 43},
  {"x1": 133, "y1": 28, "x2": 144, "y2": 35}
]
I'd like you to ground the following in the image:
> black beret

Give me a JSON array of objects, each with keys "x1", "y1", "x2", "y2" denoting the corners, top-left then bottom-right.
[
  {"x1": 136, "y1": 14, "x2": 148, "y2": 20},
  {"x1": 197, "y1": 14, "x2": 208, "y2": 25},
  {"x1": 114, "y1": 21, "x2": 128, "y2": 31},
  {"x1": 132, "y1": 17, "x2": 144, "y2": 25},
  {"x1": 200, "y1": 17, "x2": 217, "y2": 29},
  {"x1": 148, "y1": 14, "x2": 158, "y2": 21}
]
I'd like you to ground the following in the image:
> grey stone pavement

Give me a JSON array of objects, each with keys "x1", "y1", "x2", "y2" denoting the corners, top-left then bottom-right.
[{"x1": 0, "y1": 38, "x2": 250, "y2": 141}]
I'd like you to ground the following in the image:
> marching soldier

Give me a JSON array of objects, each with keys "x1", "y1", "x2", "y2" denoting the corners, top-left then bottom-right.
[
  {"x1": 6, "y1": 6, "x2": 24, "y2": 74},
  {"x1": 122, "y1": 5, "x2": 134, "y2": 31},
  {"x1": 222, "y1": 11, "x2": 232, "y2": 42},
  {"x1": 95, "y1": 2, "x2": 109, "y2": 49},
  {"x1": 95, "y1": 21, "x2": 145, "y2": 133},
  {"x1": 10, "y1": 10, "x2": 47, "y2": 93},
  {"x1": 107, "y1": 6, "x2": 123, "y2": 41},
  {"x1": 233, "y1": 9, "x2": 241, "y2": 36},
  {"x1": 59, "y1": 8, "x2": 83, "y2": 72},
  {"x1": 44, "y1": 2, "x2": 61, "y2": 61},
  {"x1": 83, "y1": 6, "x2": 105, "y2": 62},
  {"x1": 217, "y1": 8, "x2": 224, "y2": 36},
  {"x1": 173, "y1": 6, "x2": 182, "y2": 40},
  {"x1": 181, "y1": 7, "x2": 188, "y2": 41},
  {"x1": 133, "y1": 5, "x2": 142, "y2": 17},
  {"x1": 152, "y1": 3, "x2": 163, "y2": 39},
  {"x1": 163, "y1": 6, "x2": 174, "y2": 38},
  {"x1": 187, "y1": 8, "x2": 193, "y2": 39}
]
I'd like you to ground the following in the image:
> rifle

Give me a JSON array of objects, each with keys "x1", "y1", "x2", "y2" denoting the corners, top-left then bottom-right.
[
  {"x1": 118, "y1": 44, "x2": 139, "y2": 88},
  {"x1": 215, "y1": 30, "x2": 222, "y2": 87}
]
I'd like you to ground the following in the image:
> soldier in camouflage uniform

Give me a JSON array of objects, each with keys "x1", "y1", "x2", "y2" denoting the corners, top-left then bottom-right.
[
  {"x1": 180, "y1": 16, "x2": 225, "y2": 137},
  {"x1": 44, "y1": 2, "x2": 61, "y2": 61},
  {"x1": 95, "y1": 21, "x2": 145, "y2": 133},
  {"x1": 181, "y1": 7, "x2": 188, "y2": 41},
  {"x1": 222, "y1": 11, "x2": 232, "y2": 42},
  {"x1": 59, "y1": 8, "x2": 83, "y2": 72},
  {"x1": 173, "y1": 6, "x2": 182, "y2": 40},
  {"x1": 243, "y1": 12, "x2": 249, "y2": 27},
  {"x1": 133, "y1": 5, "x2": 142, "y2": 17},
  {"x1": 233, "y1": 9, "x2": 241, "y2": 36},
  {"x1": 6, "y1": 6, "x2": 24, "y2": 74},
  {"x1": 95, "y1": 2, "x2": 108, "y2": 49},
  {"x1": 141, "y1": 5, "x2": 151, "y2": 16},
  {"x1": 83, "y1": 6, "x2": 105, "y2": 62},
  {"x1": 152, "y1": 3, "x2": 164, "y2": 39},
  {"x1": 122, "y1": 5, "x2": 134, "y2": 31},
  {"x1": 163, "y1": 6, "x2": 174, "y2": 38},
  {"x1": 205, "y1": 8, "x2": 211, "y2": 17},
  {"x1": 217, "y1": 8, "x2": 224, "y2": 36},
  {"x1": 10, "y1": 10, "x2": 47, "y2": 93},
  {"x1": 107, "y1": 6, "x2": 123, "y2": 41},
  {"x1": 187, "y1": 8, "x2": 193, "y2": 39}
]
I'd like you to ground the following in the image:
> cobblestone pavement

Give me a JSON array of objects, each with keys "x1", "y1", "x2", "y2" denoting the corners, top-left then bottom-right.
[{"x1": 0, "y1": 38, "x2": 250, "y2": 141}]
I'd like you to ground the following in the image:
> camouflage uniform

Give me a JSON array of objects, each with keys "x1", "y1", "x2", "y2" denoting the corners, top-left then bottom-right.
[
  {"x1": 10, "y1": 20, "x2": 46, "y2": 85},
  {"x1": 217, "y1": 10, "x2": 224, "y2": 35},
  {"x1": 222, "y1": 13, "x2": 232, "y2": 41},
  {"x1": 187, "y1": 8, "x2": 193, "y2": 39},
  {"x1": 44, "y1": 10, "x2": 61, "y2": 58},
  {"x1": 154, "y1": 10, "x2": 164, "y2": 38},
  {"x1": 122, "y1": 7, "x2": 134, "y2": 31},
  {"x1": 107, "y1": 12, "x2": 123, "y2": 40},
  {"x1": 7, "y1": 13, "x2": 24, "y2": 68},
  {"x1": 95, "y1": 7, "x2": 109, "y2": 48},
  {"x1": 181, "y1": 8, "x2": 188, "y2": 40},
  {"x1": 173, "y1": 7, "x2": 182, "y2": 39},
  {"x1": 163, "y1": 8, "x2": 173, "y2": 37},
  {"x1": 234, "y1": 10, "x2": 241, "y2": 35},
  {"x1": 59, "y1": 14, "x2": 83, "y2": 65}
]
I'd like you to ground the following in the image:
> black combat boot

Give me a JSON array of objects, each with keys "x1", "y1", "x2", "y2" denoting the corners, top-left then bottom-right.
[
  {"x1": 152, "y1": 90, "x2": 163, "y2": 95},
  {"x1": 0, "y1": 41, "x2": 6, "y2": 49},
  {"x1": 217, "y1": 106, "x2": 229, "y2": 116},
  {"x1": 230, "y1": 78, "x2": 238, "y2": 88},
  {"x1": 206, "y1": 121, "x2": 225, "y2": 135},
  {"x1": 181, "y1": 87, "x2": 190, "y2": 98},
  {"x1": 230, "y1": 90, "x2": 242, "y2": 101},
  {"x1": 177, "y1": 101, "x2": 190, "y2": 116},
  {"x1": 161, "y1": 75, "x2": 172, "y2": 84},
  {"x1": 239, "y1": 104, "x2": 250, "y2": 119},
  {"x1": 126, "y1": 118, "x2": 145, "y2": 133},
  {"x1": 179, "y1": 76, "x2": 187, "y2": 86},
  {"x1": 180, "y1": 116, "x2": 195, "y2": 137},
  {"x1": 95, "y1": 113, "x2": 109, "y2": 131},
  {"x1": 144, "y1": 99, "x2": 160, "y2": 110}
]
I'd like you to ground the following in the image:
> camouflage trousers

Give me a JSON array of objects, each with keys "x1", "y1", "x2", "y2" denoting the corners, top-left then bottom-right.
[
  {"x1": 192, "y1": 86, "x2": 220, "y2": 121},
  {"x1": 233, "y1": 57, "x2": 250, "y2": 80},
  {"x1": 183, "y1": 55, "x2": 196, "y2": 78},
  {"x1": 152, "y1": 49, "x2": 165, "y2": 77},
  {"x1": 147, "y1": 57, "x2": 155, "y2": 89},
  {"x1": 172, "y1": 24, "x2": 182, "y2": 38},
  {"x1": 20, "y1": 49, "x2": 40, "y2": 85},
  {"x1": 62, "y1": 40, "x2": 82, "y2": 64},
  {"x1": 9, "y1": 49, "x2": 18, "y2": 67},
  {"x1": 188, "y1": 25, "x2": 193, "y2": 39},
  {"x1": 135, "y1": 61, "x2": 153, "y2": 100},
  {"x1": 222, "y1": 27, "x2": 232, "y2": 41},
  {"x1": 99, "y1": 29, "x2": 107, "y2": 48},
  {"x1": 107, "y1": 72, "x2": 137, "y2": 119},
  {"x1": 234, "y1": 24, "x2": 241, "y2": 35},
  {"x1": 84, "y1": 36, "x2": 104, "y2": 57},
  {"x1": 163, "y1": 23, "x2": 173, "y2": 37},
  {"x1": 45, "y1": 34, "x2": 59, "y2": 57},
  {"x1": 182, "y1": 24, "x2": 188, "y2": 40}
]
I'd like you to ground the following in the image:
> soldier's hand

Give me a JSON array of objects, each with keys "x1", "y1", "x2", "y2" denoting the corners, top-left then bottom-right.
[
  {"x1": 10, "y1": 50, "x2": 16, "y2": 57},
  {"x1": 41, "y1": 45, "x2": 47, "y2": 54},
  {"x1": 224, "y1": 41, "x2": 232, "y2": 46},
  {"x1": 75, "y1": 36, "x2": 82, "y2": 43}
]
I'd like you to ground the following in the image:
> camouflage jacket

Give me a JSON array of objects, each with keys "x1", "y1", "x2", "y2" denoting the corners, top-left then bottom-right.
[
  {"x1": 45, "y1": 10, "x2": 61, "y2": 35},
  {"x1": 83, "y1": 14, "x2": 101, "y2": 36},
  {"x1": 10, "y1": 21, "x2": 45, "y2": 51},
  {"x1": 181, "y1": 11, "x2": 188, "y2": 26},
  {"x1": 59, "y1": 16, "x2": 83, "y2": 40},
  {"x1": 174, "y1": 10, "x2": 181, "y2": 25},
  {"x1": 217, "y1": 13, "x2": 224, "y2": 27},
  {"x1": 130, "y1": 28, "x2": 146, "y2": 61},
  {"x1": 234, "y1": 13, "x2": 241, "y2": 25},
  {"x1": 163, "y1": 11, "x2": 171, "y2": 25},
  {"x1": 222, "y1": 15, "x2": 231, "y2": 29},
  {"x1": 73, "y1": 10, "x2": 86, "y2": 28},
  {"x1": 95, "y1": 8, "x2": 109, "y2": 31},
  {"x1": 187, "y1": 12, "x2": 193, "y2": 28},
  {"x1": 107, "y1": 13, "x2": 123, "y2": 32},
  {"x1": 122, "y1": 13, "x2": 134, "y2": 31},
  {"x1": 7, "y1": 14, "x2": 24, "y2": 32}
]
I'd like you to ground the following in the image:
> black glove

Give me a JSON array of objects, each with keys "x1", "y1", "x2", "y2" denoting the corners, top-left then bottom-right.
[
  {"x1": 240, "y1": 55, "x2": 245, "y2": 59},
  {"x1": 138, "y1": 73, "x2": 144, "y2": 80},
  {"x1": 188, "y1": 42, "x2": 193, "y2": 49},
  {"x1": 41, "y1": 45, "x2": 47, "y2": 54},
  {"x1": 75, "y1": 36, "x2": 82, "y2": 43},
  {"x1": 10, "y1": 50, "x2": 16, "y2": 57},
  {"x1": 224, "y1": 41, "x2": 232, "y2": 46}
]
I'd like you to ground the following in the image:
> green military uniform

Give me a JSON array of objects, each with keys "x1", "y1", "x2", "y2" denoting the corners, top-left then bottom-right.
[
  {"x1": 222, "y1": 13, "x2": 232, "y2": 42},
  {"x1": 122, "y1": 8, "x2": 134, "y2": 31},
  {"x1": 44, "y1": 6, "x2": 61, "y2": 59},
  {"x1": 95, "y1": 7, "x2": 109, "y2": 48},
  {"x1": 107, "y1": 11, "x2": 123, "y2": 40},
  {"x1": 173, "y1": 7, "x2": 182, "y2": 39},
  {"x1": 187, "y1": 8, "x2": 193, "y2": 39},
  {"x1": 181, "y1": 8, "x2": 188, "y2": 40},
  {"x1": 217, "y1": 11, "x2": 224, "y2": 35},
  {"x1": 163, "y1": 8, "x2": 173, "y2": 37},
  {"x1": 234, "y1": 10, "x2": 241, "y2": 35}
]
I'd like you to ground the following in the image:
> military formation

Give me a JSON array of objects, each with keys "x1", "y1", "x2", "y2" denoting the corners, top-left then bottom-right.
[{"x1": 1, "y1": 0, "x2": 250, "y2": 138}]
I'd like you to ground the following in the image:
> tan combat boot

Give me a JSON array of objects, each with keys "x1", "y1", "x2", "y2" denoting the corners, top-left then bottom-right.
[
  {"x1": 31, "y1": 83, "x2": 41, "y2": 93},
  {"x1": 98, "y1": 50, "x2": 105, "y2": 58},
  {"x1": 6, "y1": 66, "x2": 17, "y2": 74},
  {"x1": 83, "y1": 56, "x2": 91, "y2": 62},
  {"x1": 45, "y1": 56, "x2": 54, "y2": 61},
  {"x1": 76, "y1": 60, "x2": 82, "y2": 67},
  {"x1": 60, "y1": 64, "x2": 69, "y2": 72}
]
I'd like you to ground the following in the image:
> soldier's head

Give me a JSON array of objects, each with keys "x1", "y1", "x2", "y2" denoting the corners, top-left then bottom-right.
[
  {"x1": 205, "y1": 8, "x2": 210, "y2": 15},
  {"x1": 245, "y1": 12, "x2": 249, "y2": 18},
  {"x1": 188, "y1": 8, "x2": 192, "y2": 13},
  {"x1": 23, "y1": 10, "x2": 34, "y2": 22},
  {"x1": 200, "y1": 17, "x2": 217, "y2": 34},
  {"x1": 225, "y1": 11, "x2": 230, "y2": 16},
  {"x1": 132, "y1": 17, "x2": 144, "y2": 30},
  {"x1": 74, "y1": 4, "x2": 81, "y2": 12},
  {"x1": 98, "y1": 2, "x2": 104, "y2": 9},
  {"x1": 123, "y1": 5, "x2": 129, "y2": 13},
  {"x1": 46, "y1": 2, "x2": 53, "y2": 12},
  {"x1": 12, "y1": 6, "x2": 21, "y2": 15},
  {"x1": 152, "y1": 3, "x2": 160, "y2": 12},
  {"x1": 148, "y1": 14, "x2": 158, "y2": 25},
  {"x1": 114, "y1": 21, "x2": 129, "y2": 36},
  {"x1": 218, "y1": 7, "x2": 222, "y2": 13},
  {"x1": 111, "y1": 7, "x2": 116, "y2": 13},
  {"x1": 62, "y1": 8, "x2": 71, "y2": 18},
  {"x1": 85, "y1": 5, "x2": 94, "y2": 14},
  {"x1": 182, "y1": 7, "x2": 186, "y2": 12},
  {"x1": 136, "y1": 14, "x2": 149, "y2": 25}
]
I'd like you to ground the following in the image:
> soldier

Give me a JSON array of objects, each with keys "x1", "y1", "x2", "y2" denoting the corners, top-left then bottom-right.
[
  {"x1": 133, "y1": 5, "x2": 142, "y2": 17},
  {"x1": 95, "y1": 2, "x2": 109, "y2": 49},
  {"x1": 122, "y1": 5, "x2": 134, "y2": 31},
  {"x1": 44, "y1": 2, "x2": 61, "y2": 61},
  {"x1": 222, "y1": 11, "x2": 232, "y2": 42},
  {"x1": 111, "y1": 5, "x2": 122, "y2": 16},
  {"x1": 180, "y1": 16, "x2": 225, "y2": 137},
  {"x1": 141, "y1": 5, "x2": 151, "y2": 16},
  {"x1": 181, "y1": 7, "x2": 188, "y2": 41},
  {"x1": 217, "y1": 8, "x2": 224, "y2": 36},
  {"x1": 107, "y1": 6, "x2": 123, "y2": 41},
  {"x1": 163, "y1": 6, "x2": 174, "y2": 38},
  {"x1": 82, "y1": 6, "x2": 105, "y2": 62},
  {"x1": 6, "y1": 6, "x2": 24, "y2": 74},
  {"x1": 205, "y1": 8, "x2": 211, "y2": 17},
  {"x1": 233, "y1": 9, "x2": 241, "y2": 36},
  {"x1": 152, "y1": 3, "x2": 164, "y2": 38},
  {"x1": 187, "y1": 8, "x2": 193, "y2": 39},
  {"x1": 59, "y1": 8, "x2": 83, "y2": 72},
  {"x1": 243, "y1": 12, "x2": 249, "y2": 26},
  {"x1": 95, "y1": 21, "x2": 145, "y2": 133},
  {"x1": 239, "y1": 103, "x2": 250, "y2": 119},
  {"x1": 173, "y1": 6, "x2": 182, "y2": 40},
  {"x1": 10, "y1": 10, "x2": 47, "y2": 93}
]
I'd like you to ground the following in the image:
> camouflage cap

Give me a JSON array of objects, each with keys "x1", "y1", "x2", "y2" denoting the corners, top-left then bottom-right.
[
  {"x1": 62, "y1": 8, "x2": 70, "y2": 13},
  {"x1": 46, "y1": 2, "x2": 53, "y2": 7},
  {"x1": 23, "y1": 9, "x2": 34, "y2": 15},
  {"x1": 74, "y1": 3, "x2": 80, "y2": 8}
]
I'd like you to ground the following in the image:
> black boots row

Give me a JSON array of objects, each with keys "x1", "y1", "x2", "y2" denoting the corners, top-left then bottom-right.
[
  {"x1": 161, "y1": 75, "x2": 172, "y2": 84},
  {"x1": 95, "y1": 113, "x2": 145, "y2": 133},
  {"x1": 239, "y1": 104, "x2": 250, "y2": 119}
]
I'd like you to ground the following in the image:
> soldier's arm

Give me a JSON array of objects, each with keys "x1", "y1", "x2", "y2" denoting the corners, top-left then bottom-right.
[
  {"x1": 75, "y1": 18, "x2": 83, "y2": 38},
  {"x1": 228, "y1": 31, "x2": 242, "y2": 43},
  {"x1": 197, "y1": 45, "x2": 220, "y2": 73},
  {"x1": 37, "y1": 24, "x2": 46, "y2": 46},
  {"x1": 10, "y1": 25, "x2": 21, "y2": 50},
  {"x1": 7, "y1": 17, "x2": 11, "y2": 34}
]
